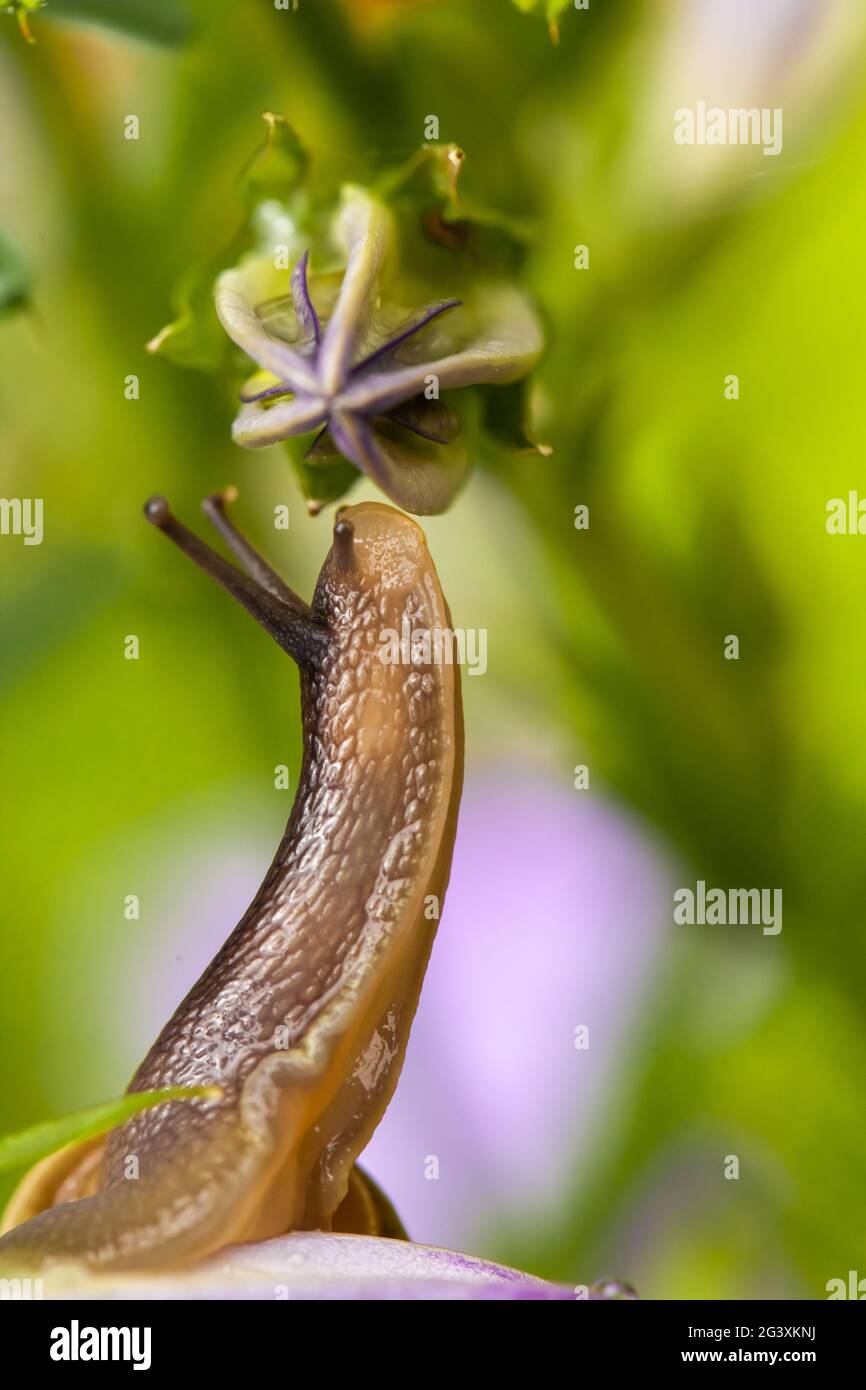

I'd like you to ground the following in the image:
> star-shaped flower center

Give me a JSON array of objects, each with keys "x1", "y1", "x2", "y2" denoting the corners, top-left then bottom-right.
[{"x1": 243, "y1": 248, "x2": 462, "y2": 470}]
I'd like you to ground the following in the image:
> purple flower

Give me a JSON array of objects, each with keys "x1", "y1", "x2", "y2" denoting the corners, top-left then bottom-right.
[
  {"x1": 215, "y1": 186, "x2": 543, "y2": 513},
  {"x1": 34, "y1": 1232, "x2": 581, "y2": 1301}
]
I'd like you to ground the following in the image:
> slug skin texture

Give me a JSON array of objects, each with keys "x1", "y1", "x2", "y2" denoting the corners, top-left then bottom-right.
[{"x1": 0, "y1": 499, "x2": 464, "y2": 1272}]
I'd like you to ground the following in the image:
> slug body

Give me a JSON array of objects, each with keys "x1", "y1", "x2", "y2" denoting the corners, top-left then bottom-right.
[{"x1": 0, "y1": 497, "x2": 463, "y2": 1272}]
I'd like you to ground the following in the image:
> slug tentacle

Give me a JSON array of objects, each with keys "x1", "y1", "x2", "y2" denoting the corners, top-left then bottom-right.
[
  {"x1": 0, "y1": 498, "x2": 463, "y2": 1273},
  {"x1": 201, "y1": 489, "x2": 310, "y2": 615},
  {"x1": 144, "y1": 495, "x2": 330, "y2": 671}
]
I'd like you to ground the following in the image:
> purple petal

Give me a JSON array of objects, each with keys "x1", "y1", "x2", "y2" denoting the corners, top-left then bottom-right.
[
  {"x1": 339, "y1": 283, "x2": 544, "y2": 416},
  {"x1": 215, "y1": 272, "x2": 319, "y2": 395},
  {"x1": 326, "y1": 410, "x2": 367, "y2": 473},
  {"x1": 232, "y1": 393, "x2": 328, "y2": 448},
  {"x1": 240, "y1": 382, "x2": 295, "y2": 405},
  {"x1": 290, "y1": 251, "x2": 321, "y2": 348},
  {"x1": 316, "y1": 187, "x2": 390, "y2": 395},
  {"x1": 40, "y1": 1232, "x2": 580, "y2": 1301},
  {"x1": 351, "y1": 300, "x2": 461, "y2": 375},
  {"x1": 328, "y1": 410, "x2": 468, "y2": 514}
]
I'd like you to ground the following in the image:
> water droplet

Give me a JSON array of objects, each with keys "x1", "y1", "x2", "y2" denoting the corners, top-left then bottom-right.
[{"x1": 589, "y1": 1276, "x2": 639, "y2": 1300}]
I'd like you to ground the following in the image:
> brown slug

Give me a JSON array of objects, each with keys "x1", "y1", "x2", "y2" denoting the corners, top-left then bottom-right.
[{"x1": 0, "y1": 493, "x2": 463, "y2": 1272}]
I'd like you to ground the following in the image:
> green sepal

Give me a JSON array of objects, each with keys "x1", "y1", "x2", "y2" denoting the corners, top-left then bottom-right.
[
  {"x1": 285, "y1": 437, "x2": 362, "y2": 516},
  {"x1": 237, "y1": 112, "x2": 310, "y2": 209}
]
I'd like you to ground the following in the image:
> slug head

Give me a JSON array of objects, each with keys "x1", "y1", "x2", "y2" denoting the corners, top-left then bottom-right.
[{"x1": 315, "y1": 502, "x2": 430, "y2": 614}]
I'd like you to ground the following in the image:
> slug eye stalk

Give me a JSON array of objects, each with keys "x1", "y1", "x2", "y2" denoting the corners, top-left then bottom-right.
[
  {"x1": 200, "y1": 488, "x2": 310, "y2": 613},
  {"x1": 144, "y1": 493, "x2": 331, "y2": 671}
]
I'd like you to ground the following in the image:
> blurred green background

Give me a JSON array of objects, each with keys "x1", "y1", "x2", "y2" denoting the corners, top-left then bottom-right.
[{"x1": 2, "y1": 0, "x2": 866, "y2": 1298}]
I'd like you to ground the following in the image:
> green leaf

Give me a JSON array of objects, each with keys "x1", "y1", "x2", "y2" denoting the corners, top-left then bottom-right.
[
  {"x1": 0, "y1": 232, "x2": 30, "y2": 317},
  {"x1": 0, "y1": 1086, "x2": 221, "y2": 1177},
  {"x1": 47, "y1": 0, "x2": 194, "y2": 46}
]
